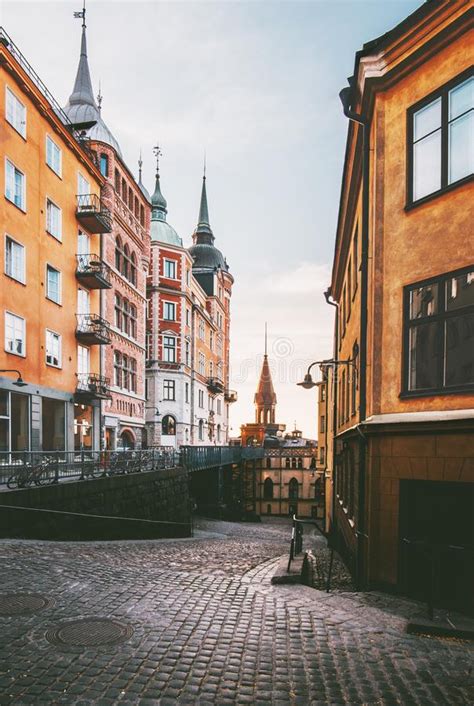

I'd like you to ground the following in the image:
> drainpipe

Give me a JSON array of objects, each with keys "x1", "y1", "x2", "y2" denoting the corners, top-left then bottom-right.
[
  {"x1": 339, "y1": 84, "x2": 370, "y2": 590},
  {"x1": 323, "y1": 288, "x2": 339, "y2": 543}
]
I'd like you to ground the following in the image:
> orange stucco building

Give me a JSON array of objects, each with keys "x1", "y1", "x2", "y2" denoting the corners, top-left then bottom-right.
[
  {"x1": 325, "y1": 0, "x2": 473, "y2": 613},
  {"x1": 0, "y1": 28, "x2": 108, "y2": 455}
]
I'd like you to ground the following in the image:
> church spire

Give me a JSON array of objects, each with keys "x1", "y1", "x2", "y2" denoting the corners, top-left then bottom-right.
[
  {"x1": 193, "y1": 164, "x2": 214, "y2": 245},
  {"x1": 151, "y1": 144, "x2": 167, "y2": 220},
  {"x1": 67, "y1": 5, "x2": 96, "y2": 111},
  {"x1": 254, "y1": 326, "x2": 277, "y2": 425}
]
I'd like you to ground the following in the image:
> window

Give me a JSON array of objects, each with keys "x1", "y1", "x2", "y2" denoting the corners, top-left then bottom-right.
[
  {"x1": 46, "y1": 330, "x2": 61, "y2": 367},
  {"x1": 320, "y1": 385, "x2": 326, "y2": 402},
  {"x1": 263, "y1": 477, "x2": 274, "y2": 500},
  {"x1": 5, "y1": 312, "x2": 25, "y2": 356},
  {"x1": 185, "y1": 340, "x2": 190, "y2": 366},
  {"x1": 162, "y1": 415, "x2": 176, "y2": 436},
  {"x1": 353, "y1": 227, "x2": 358, "y2": 297},
  {"x1": 114, "y1": 169, "x2": 120, "y2": 192},
  {"x1": 210, "y1": 331, "x2": 214, "y2": 351},
  {"x1": 289, "y1": 478, "x2": 299, "y2": 500},
  {"x1": 42, "y1": 398, "x2": 65, "y2": 451},
  {"x1": 198, "y1": 419, "x2": 204, "y2": 441},
  {"x1": 46, "y1": 199, "x2": 62, "y2": 240},
  {"x1": 99, "y1": 153, "x2": 108, "y2": 177},
  {"x1": 163, "y1": 336, "x2": 176, "y2": 362},
  {"x1": 6, "y1": 87, "x2": 26, "y2": 137},
  {"x1": 115, "y1": 237, "x2": 122, "y2": 271},
  {"x1": 163, "y1": 379, "x2": 175, "y2": 401},
  {"x1": 185, "y1": 382, "x2": 189, "y2": 403},
  {"x1": 114, "y1": 351, "x2": 122, "y2": 387},
  {"x1": 77, "y1": 345, "x2": 89, "y2": 375},
  {"x1": 266, "y1": 457, "x2": 272, "y2": 469},
  {"x1": 164, "y1": 259, "x2": 177, "y2": 279},
  {"x1": 198, "y1": 319, "x2": 205, "y2": 340},
  {"x1": 0, "y1": 390, "x2": 29, "y2": 457},
  {"x1": 217, "y1": 399, "x2": 222, "y2": 415},
  {"x1": 186, "y1": 308, "x2": 190, "y2": 326},
  {"x1": 186, "y1": 269, "x2": 190, "y2": 286},
  {"x1": 46, "y1": 136, "x2": 62, "y2": 176},
  {"x1": 77, "y1": 173, "x2": 90, "y2": 196},
  {"x1": 347, "y1": 260, "x2": 352, "y2": 318},
  {"x1": 320, "y1": 416, "x2": 325, "y2": 434},
  {"x1": 198, "y1": 389, "x2": 204, "y2": 408},
  {"x1": 404, "y1": 268, "x2": 474, "y2": 394},
  {"x1": 408, "y1": 72, "x2": 473, "y2": 204},
  {"x1": 46, "y1": 265, "x2": 61, "y2": 304},
  {"x1": 319, "y1": 447, "x2": 325, "y2": 465},
  {"x1": 351, "y1": 342, "x2": 358, "y2": 415},
  {"x1": 5, "y1": 236, "x2": 25, "y2": 283},
  {"x1": 164, "y1": 302, "x2": 176, "y2": 321},
  {"x1": 5, "y1": 159, "x2": 25, "y2": 210},
  {"x1": 77, "y1": 230, "x2": 89, "y2": 255},
  {"x1": 77, "y1": 288, "x2": 89, "y2": 314},
  {"x1": 198, "y1": 353, "x2": 205, "y2": 376}
]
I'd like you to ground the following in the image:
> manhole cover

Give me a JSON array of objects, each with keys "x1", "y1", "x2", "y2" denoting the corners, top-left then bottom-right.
[
  {"x1": 46, "y1": 618, "x2": 134, "y2": 647},
  {"x1": 0, "y1": 593, "x2": 52, "y2": 616}
]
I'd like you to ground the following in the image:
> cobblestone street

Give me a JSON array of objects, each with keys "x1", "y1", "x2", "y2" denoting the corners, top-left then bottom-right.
[{"x1": 0, "y1": 517, "x2": 473, "y2": 705}]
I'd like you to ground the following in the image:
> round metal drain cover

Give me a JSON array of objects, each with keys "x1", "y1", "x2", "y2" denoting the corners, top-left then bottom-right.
[
  {"x1": 0, "y1": 593, "x2": 51, "y2": 616},
  {"x1": 46, "y1": 618, "x2": 134, "y2": 647}
]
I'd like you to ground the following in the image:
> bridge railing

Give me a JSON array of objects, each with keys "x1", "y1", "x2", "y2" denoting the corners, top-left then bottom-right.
[
  {"x1": 0, "y1": 448, "x2": 177, "y2": 489},
  {"x1": 180, "y1": 445, "x2": 264, "y2": 471}
]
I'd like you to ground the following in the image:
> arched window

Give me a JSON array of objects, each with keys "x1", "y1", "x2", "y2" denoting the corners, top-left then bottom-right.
[
  {"x1": 122, "y1": 299, "x2": 129, "y2": 335},
  {"x1": 285, "y1": 457, "x2": 291, "y2": 469},
  {"x1": 115, "y1": 237, "x2": 122, "y2": 271},
  {"x1": 121, "y1": 178, "x2": 127, "y2": 201},
  {"x1": 120, "y1": 430, "x2": 134, "y2": 449},
  {"x1": 114, "y1": 351, "x2": 122, "y2": 387},
  {"x1": 289, "y1": 478, "x2": 299, "y2": 499},
  {"x1": 100, "y1": 153, "x2": 108, "y2": 177},
  {"x1": 129, "y1": 304, "x2": 137, "y2": 339},
  {"x1": 130, "y1": 252, "x2": 137, "y2": 286},
  {"x1": 314, "y1": 477, "x2": 323, "y2": 499},
  {"x1": 128, "y1": 187, "x2": 134, "y2": 211},
  {"x1": 246, "y1": 436, "x2": 255, "y2": 447},
  {"x1": 291, "y1": 457, "x2": 297, "y2": 469},
  {"x1": 263, "y1": 477, "x2": 274, "y2": 500},
  {"x1": 310, "y1": 457, "x2": 316, "y2": 469},
  {"x1": 134, "y1": 196, "x2": 139, "y2": 218},
  {"x1": 140, "y1": 205, "x2": 145, "y2": 226},
  {"x1": 162, "y1": 415, "x2": 176, "y2": 436},
  {"x1": 297, "y1": 458, "x2": 303, "y2": 469},
  {"x1": 122, "y1": 244, "x2": 130, "y2": 279},
  {"x1": 130, "y1": 358, "x2": 137, "y2": 393},
  {"x1": 122, "y1": 354, "x2": 129, "y2": 390},
  {"x1": 198, "y1": 419, "x2": 204, "y2": 441},
  {"x1": 266, "y1": 457, "x2": 272, "y2": 469},
  {"x1": 114, "y1": 168, "x2": 120, "y2": 192}
]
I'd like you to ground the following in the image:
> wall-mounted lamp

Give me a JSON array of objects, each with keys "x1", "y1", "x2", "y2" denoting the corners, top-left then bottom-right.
[
  {"x1": 0, "y1": 369, "x2": 27, "y2": 387},
  {"x1": 297, "y1": 344, "x2": 359, "y2": 390}
]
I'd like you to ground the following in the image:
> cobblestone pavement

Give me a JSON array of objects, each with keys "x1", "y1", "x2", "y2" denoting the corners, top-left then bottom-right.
[{"x1": 0, "y1": 517, "x2": 473, "y2": 705}]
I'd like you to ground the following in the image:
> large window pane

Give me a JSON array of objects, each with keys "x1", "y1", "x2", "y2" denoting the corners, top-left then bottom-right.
[
  {"x1": 408, "y1": 322, "x2": 439, "y2": 390},
  {"x1": 414, "y1": 98, "x2": 441, "y2": 140},
  {"x1": 449, "y1": 77, "x2": 473, "y2": 120},
  {"x1": 446, "y1": 271, "x2": 474, "y2": 311},
  {"x1": 445, "y1": 314, "x2": 474, "y2": 387},
  {"x1": 0, "y1": 390, "x2": 9, "y2": 417},
  {"x1": 409, "y1": 283, "x2": 438, "y2": 319},
  {"x1": 449, "y1": 112, "x2": 473, "y2": 184},
  {"x1": 42, "y1": 398, "x2": 65, "y2": 451},
  {"x1": 0, "y1": 419, "x2": 8, "y2": 457},
  {"x1": 413, "y1": 131, "x2": 441, "y2": 200},
  {"x1": 10, "y1": 393, "x2": 28, "y2": 452}
]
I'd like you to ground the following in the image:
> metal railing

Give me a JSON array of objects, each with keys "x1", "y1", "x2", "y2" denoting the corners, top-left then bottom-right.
[
  {"x1": 76, "y1": 313, "x2": 111, "y2": 343},
  {"x1": 76, "y1": 194, "x2": 112, "y2": 232},
  {"x1": 287, "y1": 514, "x2": 327, "y2": 572},
  {"x1": 76, "y1": 254, "x2": 111, "y2": 284},
  {"x1": 76, "y1": 373, "x2": 111, "y2": 399},
  {"x1": 0, "y1": 448, "x2": 177, "y2": 489},
  {"x1": 180, "y1": 445, "x2": 264, "y2": 472}
]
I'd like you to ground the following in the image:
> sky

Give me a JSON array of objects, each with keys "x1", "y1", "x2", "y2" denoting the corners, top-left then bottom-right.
[{"x1": 1, "y1": 0, "x2": 422, "y2": 438}]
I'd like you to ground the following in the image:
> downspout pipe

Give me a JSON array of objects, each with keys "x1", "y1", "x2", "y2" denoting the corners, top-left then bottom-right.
[
  {"x1": 339, "y1": 83, "x2": 369, "y2": 590},
  {"x1": 323, "y1": 288, "x2": 339, "y2": 543}
]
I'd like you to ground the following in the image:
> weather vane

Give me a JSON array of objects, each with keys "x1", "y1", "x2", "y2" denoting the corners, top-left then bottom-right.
[
  {"x1": 153, "y1": 144, "x2": 162, "y2": 173},
  {"x1": 97, "y1": 81, "x2": 102, "y2": 112},
  {"x1": 73, "y1": 0, "x2": 86, "y2": 28}
]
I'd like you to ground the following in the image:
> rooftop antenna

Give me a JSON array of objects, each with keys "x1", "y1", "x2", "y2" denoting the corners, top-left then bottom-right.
[
  {"x1": 73, "y1": 0, "x2": 86, "y2": 28},
  {"x1": 153, "y1": 143, "x2": 162, "y2": 175}
]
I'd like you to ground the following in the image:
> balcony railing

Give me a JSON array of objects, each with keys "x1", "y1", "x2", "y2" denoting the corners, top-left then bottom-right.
[
  {"x1": 75, "y1": 373, "x2": 111, "y2": 401},
  {"x1": 225, "y1": 389, "x2": 238, "y2": 403},
  {"x1": 75, "y1": 254, "x2": 112, "y2": 289},
  {"x1": 207, "y1": 377, "x2": 225, "y2": 394},
  {"x1": 75, "y1": 314, "x2": 111, "y2": 345},
  {"x1": 76, "y1": 193, "x2": 112, "y2": 233}
]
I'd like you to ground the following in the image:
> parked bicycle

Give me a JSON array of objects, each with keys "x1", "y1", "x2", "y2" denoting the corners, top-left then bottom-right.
[{"x1": 7, "y1": 456, "x2": 55, "y2": 489}]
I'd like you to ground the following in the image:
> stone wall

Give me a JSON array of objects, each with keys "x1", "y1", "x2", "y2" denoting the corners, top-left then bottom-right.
[{"x1": 0, "y1": 467, "x2": 191, "y2": 540}]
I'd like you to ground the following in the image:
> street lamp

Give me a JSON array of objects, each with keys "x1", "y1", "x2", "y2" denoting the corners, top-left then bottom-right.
[
  {"x1": 297, "y1": 344, "x2": 359, "y2": 389},
  {"x1": 0, "y1": 369, "x2": 27, "y2": 387},
  {"x1": 145, "y1": 407, "x2": 160, "y2": 416}
]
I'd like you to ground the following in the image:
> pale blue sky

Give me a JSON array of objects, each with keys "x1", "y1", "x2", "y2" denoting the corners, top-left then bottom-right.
[{"x1": 2, "y1": 0, "x2": 422, "y2": 436}]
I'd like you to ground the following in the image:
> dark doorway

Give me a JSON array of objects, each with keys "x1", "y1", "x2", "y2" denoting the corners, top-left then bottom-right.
[{"x1": 399, "y1": 480, "x2": 474, "y2": 615}]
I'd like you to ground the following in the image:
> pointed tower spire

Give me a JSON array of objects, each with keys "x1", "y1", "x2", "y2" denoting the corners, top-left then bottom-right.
[
  {"x1": 255, "y1": 326, "x2": 277, "y2": 425},
  {"x1": 67, "y1": 4, "x2": 96, "y2": 110},
  {"x1": 193, "y1": 161, "x2": 214, "y2": 245},
  {"x1": 151, "y1": 144, "x2": 167, "y2": 220}
]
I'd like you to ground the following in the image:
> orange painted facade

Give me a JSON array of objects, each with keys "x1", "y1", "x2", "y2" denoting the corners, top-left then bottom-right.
[
  {"x1": 326, "y1": 0, "x2": 473, "y2": 610},
  {"x1": 0, "y1": 31, "x2": 104, "y2": 453}
]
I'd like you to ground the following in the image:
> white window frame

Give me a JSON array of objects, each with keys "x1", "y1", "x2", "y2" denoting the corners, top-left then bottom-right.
[
  {"x1": 5, "y1": 158, "x2": 26, "y2": 211},
  {"x1": 5, "y1": 86, "x2": 26, "y2": 138},
  {"x1": 77, "y1": 172, "x2": 90, "y2": 196},
  {"x1": 77, "y1": 345, "x2": 90, "y2": 375},
  {"x1": 164, "y1": 258, "x2": 177, "y2": 279},
  {"x1": 45, "y1": 329, "x2": 62, "y2": 368},
  {"x1": 4, "y1": 235, "x2": 25, "y2": 284},
  {"x1": 5, "y1": 311, "x2": 25, "y2": 357},
  {"x1": 77, "y1": 288, "x2": 90, "y2": 315},
  {"x1": 163, "y1": 335, "x2": 176, "y2": 363},
  {"x1": 46, "y1": 135, "x2": 62, "y2": 177},
  {"x1": 163, "y1": 379, "x2": 176, "y2": 401},
  {"x1": 163, "y1": 301, "x2": 176, "y2": 321},
  {"x1": 46, "y1": 264, "x2": 61, "y2": 304},
  {"x1": 199, "y1": 352, "x2": 205, "y2": 376},
  {"x1": 46, "y1": 198, "x2": 62, "y2": 241}
]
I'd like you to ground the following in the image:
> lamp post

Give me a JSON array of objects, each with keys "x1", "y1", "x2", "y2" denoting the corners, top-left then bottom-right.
[
  {"x1": 0, "y1": 369, "x2": 27, "y2": 387},
  {"x1": 296, "y1": 344, "x2": 359, "y2": 390}
]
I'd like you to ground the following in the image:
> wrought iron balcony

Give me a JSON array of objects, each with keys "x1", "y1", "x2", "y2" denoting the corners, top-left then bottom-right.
[
  {"x1": 76, "y1": 193, "x2": 112, "y2": 233},
  {"x1": 75, "y1": 254, "x2": 112, "y2": 290},
  {"x1": 225, "y1": 389, "x2": 238, "y2": 403},
  {"x1": 207, "y1": 377, "x2": 225, "y2": 394},
  {"x1": 75, "y1": 373, "x2": 111, "y2": 401},
  {"x1": 75, "y1": 314, "x2": 111, "y2": 345}
]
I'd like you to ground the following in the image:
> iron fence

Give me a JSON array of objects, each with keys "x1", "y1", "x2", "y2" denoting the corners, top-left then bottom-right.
[
  {"x1": 180, "y1": 445, "x2": 264, "y2": 472},
  {"x1": 0, "y1": 448, "x2": 177, "y2": 489}
]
